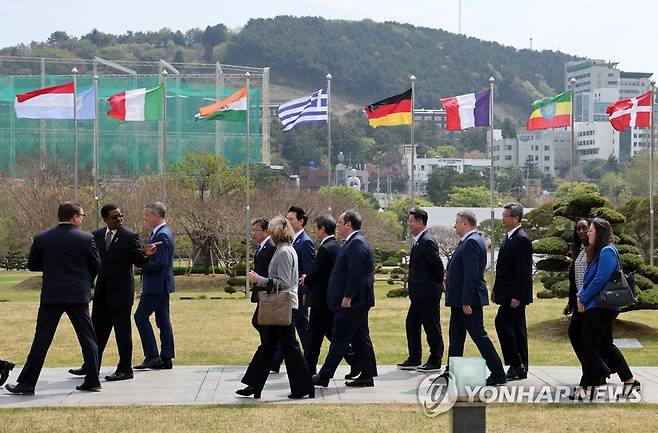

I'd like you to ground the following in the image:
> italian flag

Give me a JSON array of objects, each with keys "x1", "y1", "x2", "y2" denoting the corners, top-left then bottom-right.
[
  {"x1": 195, "y1": 87, "x2": 247, "y2": 122},
  {"x1": 107, "y1": 86, "x2": 164, "y2": 121}
]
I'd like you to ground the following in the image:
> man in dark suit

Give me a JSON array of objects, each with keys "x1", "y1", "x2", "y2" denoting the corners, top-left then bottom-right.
[
  {"x1": 68, "y1": 203, "x2": 148, "y2": 382},
  {"x1": 250, "y1": 218, "x2": 276, "y2": 341},
  {"x1": 397, "y1": 208, "x2": 445, "y2": 372},
  {"x1": 493, "y1": 202, "x2": 533, "y2": 381},
  {"x1": 444, "y1": 210, "x2": 506, "y2": 386},
  {"x1": 6, "y1": 202, "x2": 101, "y2": 395},
  {"x1": 313, "y1": 211, "x2": 377, "y2": 388},
  {"x1": 134, "y1": 202, "x2": 176, "y2": 370},
  {"x1": 301, "y1": 215, "x2": 360, "y2": 377},
  {"x1": 270, "y1": 206, "x2": 314, "y2": 372}
]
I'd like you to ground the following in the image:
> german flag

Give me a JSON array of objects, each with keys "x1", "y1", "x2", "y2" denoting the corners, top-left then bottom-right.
[{"x1": 364, "y1": 89, "x2": 412, "y2": 128}]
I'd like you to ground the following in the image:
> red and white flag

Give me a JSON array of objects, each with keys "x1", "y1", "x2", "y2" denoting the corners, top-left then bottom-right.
[{"x1": 607, "y1": 91, "x2": 652, "y2": 131}]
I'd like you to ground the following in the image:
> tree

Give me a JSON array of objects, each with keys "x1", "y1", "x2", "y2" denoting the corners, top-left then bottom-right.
[
  {"x1": 202, "y1": 24, "x2": 227, "y2": 61},
  {"x1": 47, "y1": 31, "x2": 70, "y2": 46},
  {"x1": 427, "y1": 226, "x2": 460, "y2": 265},
  {"x1": 501, "y1": 117, "x2": 517, "y2": 139},
  {"x1": 169, "y1": 152, "x2": 247, "y2": 201},
  {"x1": 523, "y1": 155, "x2": 541, "y2": 179},
  {"x1": 426, "y1": 166, "x2": 460, "y2": 205},
  {"x1": 600, "y1": 172, "x2": 632, "y2": 206},
  {"x1": 447, "y1": 186, "x2": 493, "y2": 207},
  {"x1": 496, "y1": 166, "x2": 525, "y2": 200}
]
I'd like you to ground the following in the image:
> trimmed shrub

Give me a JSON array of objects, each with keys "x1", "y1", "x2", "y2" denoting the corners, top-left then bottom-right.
[
  {"x1": 382, "y1": 257, "x2": 399, "y2": 267},
  {"x1": 620, "y1": 254, "x2": 644, "y2": 273},
  {"x1": 616, "y1": 244, "x2": 642, "y2": 256},
  {"x1": 536, "y1": 290, "x2": 556, "y2": 299},
  {"x1": 593, "y1": 207, "x2": 626, "y2": 225},
  {"x1": 634, "y1": 274, "x2": 654, "y2": 293},
  {"x1": 536, "y1": 256, "x2": 571, "y2": 272},
  {"x1": 532, "y1": 237, "x2": 569, "y2": 256},
  {"x1": 232, "y1": 263, "x2": 247, "y2": 276},
  {"x1": 387, "y1": 278, "x2": 395, "y2": 285},
  {"x1": 615, "y1": 233, "x2": 638, "y2": 246},
  {"x1": 553, "y1": 280, "x2": 570, "y2": 298},
  {"x1": 639, "y1": 265, "x2": 658, "y2": 284},
  {"x1": 390, "y1": 267, "x2": 404, "y2": 275},
  {"x1": 226, "y1": 276, "x2": 247, "y2": 287},
  {"x1": 636, "y1": 288, "x2": 658, "y2": 308},
  {"x1": 386, "y1": 288, "x2": 408, "y2": 298},
  {"x1": 224, "y1": 286, "x2": 238, "y2": 294}
]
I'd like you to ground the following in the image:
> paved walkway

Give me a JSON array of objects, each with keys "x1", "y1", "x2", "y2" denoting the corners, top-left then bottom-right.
[{"x1": 1, "y1": 365, "x2": 657, "y2": 408}]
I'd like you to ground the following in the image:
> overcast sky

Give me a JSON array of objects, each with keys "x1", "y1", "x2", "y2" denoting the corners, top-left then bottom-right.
[{"x1": 3, "y1": 0, "x2": 657, "y2": 78}]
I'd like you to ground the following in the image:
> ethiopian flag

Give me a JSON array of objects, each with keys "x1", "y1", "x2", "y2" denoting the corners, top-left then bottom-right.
[
  {"x1": 195, "y1": 87, "x2": 247, "y2": 122},
  {"x1": 527, "y1": 90, "x2": 572, "y2": 130},
  {"x1": 364, "y1": 89, "x2": 412, "y2": 128}
]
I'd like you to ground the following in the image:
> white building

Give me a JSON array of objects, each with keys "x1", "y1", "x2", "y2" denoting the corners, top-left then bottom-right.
[
  {"x1": 575, "y1": 122, "x2": 619, "y2": 161},
  {"x1": 488, "y1": 129, "x2": 571, "y2": 175}
]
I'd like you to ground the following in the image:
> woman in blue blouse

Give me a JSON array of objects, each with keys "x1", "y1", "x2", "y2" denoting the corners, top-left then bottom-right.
[{"x1": 574, "y1": 218, "x2": 640, "y2": 399}]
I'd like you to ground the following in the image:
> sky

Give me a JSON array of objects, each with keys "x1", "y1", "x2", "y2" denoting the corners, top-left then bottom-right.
[{"x1": 3, "y1": 0, "x2": 658, "y2": 79}]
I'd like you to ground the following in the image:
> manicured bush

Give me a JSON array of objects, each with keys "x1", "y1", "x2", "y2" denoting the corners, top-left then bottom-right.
[
  {"x1": 639, "y1": 265, "x2": 658, "y2": 284},
  {"x1": 636, "y1": 288, "x2": 658, "y2": 308},
  {"x1": 615, "y1": 233, "x2": 638, "y2": 246},
  {"x1": 593, "y1": 207, "x2": 626, "y2": 225},
  {"x1": 634, "y1": 274, "x2": 654, "y2": 293},
  {"x1": 386, "y1": 288, "x2": 408, "y2": 298},
  {"x1": 536, "y1": 290, "x2": 556, "y2": 299},
  {"x1": 226, "y1": 276, "x2": 247, "y2": 287},
  {"x1": 616, "y1": 244, "x2": 642, "y2": 256},
  {"x1": 532, "y1": 237, "x2": 569, "y2": 256},
  {"x1": 390, "y1": 267, "x2": 404, "y2": 275},
  {"x1": 387, "y1": 278, "x2": 395, "y2": 285},
  {"x1": 536, "y1": 256, "x2": 571, "y2": 272},
  {"x1": 620, "y1": 254, "x2": 644, "y2": 273},
  {"x1": 552, "y1": 280, "x2": 570, "y2": 298},
  {"x1": 382, "y1": 258, "x2": 399, "y2": 267}
]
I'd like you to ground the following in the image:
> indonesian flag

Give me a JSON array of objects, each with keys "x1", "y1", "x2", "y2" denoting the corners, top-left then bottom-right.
[
  {"x1": 440, "y1": 90, "x2": 490, "y2": 130},
  {"x1": 607, "y1": 91, "x2": 652, "y2": 132},
  {"x1": 15, "y1": 82, "x2": 95, "y2": 120}
]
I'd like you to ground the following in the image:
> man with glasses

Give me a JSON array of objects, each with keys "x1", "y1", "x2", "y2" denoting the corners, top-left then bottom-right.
[
  {"x1": 6, "y1": 202, "x2": 101, "y2": 395},
  {"x1": 69, "y1": 203, "x2": 151, "y2": 382}
]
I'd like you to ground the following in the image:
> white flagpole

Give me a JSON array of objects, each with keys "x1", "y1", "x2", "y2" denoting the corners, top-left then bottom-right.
[
  {"x1": 93, "y1": 74, "x2": 100, "y2": 229},
  {"x1": 410, "y1": 75, "x2": 416, "y2": 206},
  {"x1": 570, "y1": 77, "x2": 577, "y2": 181},
  {"x1": 245, "y1": 71, "x2": 251, "y2": 299},
  {"x1": 72, "y1": 67, "x2": 79, "y2": 202},
  {"x1": 650, "y1": 80, "x2": 656, "y2": 266},
  {"x1": 161, "y1": 70, "x2": 168, "y2": 205},
  {"x1": 489, "y1": 76, "x2": 495, "y2": 285},
  {"x1": 327, "y1": 73, "x2": 333, "y2": 213}
]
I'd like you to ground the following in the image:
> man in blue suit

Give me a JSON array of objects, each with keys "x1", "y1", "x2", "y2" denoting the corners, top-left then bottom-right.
[
  {"x1": 313, "y1": 211, "x2": 378, "y2": 388},
  {"x1": 134, "y1": 202, "x2": 176, "y2": 370},
  {"x1": 444, "y1": 210, "x2": 506, "y2": 386}
]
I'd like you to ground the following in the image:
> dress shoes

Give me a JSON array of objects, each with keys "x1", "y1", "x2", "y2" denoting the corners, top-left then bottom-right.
[
  {"x1": 485, "y1": 374, "x2": 507, "y2": 386},
  {"x1": 344, "y1": 367, "x2": 362, "y2": 380},
  {"x1": 396, "y1": 359, "x2": 421, "y2": 370},
  {"x1": 288, "y1": 389, "x2": 315, "y2": 399},
  {"x1": 236, "y1": 385, "x2": 261, "y2": 399},
  {"x1": 505, "y1": 364, "x2": 527, "y2": 381},
  {"x1": 76, "y1": 383, "x2": 102, "y2": 392},
  {"x1": 417, "y1": 361, "x2": 442, "y2": 372},
  {"x1": 105, "y1": 371, "x2": 134, "y2": 382},
  {"x1": 0, "y1": 360, "x2": 15, "y2": 386},
  {"x1": 153, "y1": 359, "x2": 173, "y2": 370},
  {"x1": 269, "y1": 365, "x2": 280, "y2": 374},
  {"x1": 68, "y1": 367, "x2": 86, "y2": 376},
  {"x1": 345, "y1": 377, "x2": 374, "y2": 387},
  {"x1": 312, "y1": 374, "x2": 330, "y2": 387},
  {"x1": 134, "y1": 357, "x2": 164, "y2": 370},
  {"x1": 5, "y1": 383, "x2": 35, "y2": 395}
]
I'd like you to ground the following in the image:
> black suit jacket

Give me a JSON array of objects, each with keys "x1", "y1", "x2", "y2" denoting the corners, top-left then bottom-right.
[
  {"x1": 492, "y1": 227, "x2": 533, "y2": 306},
  {"x1": 408, "y1": 230, "x2": 445, "y2": 302},
  {"x1": 304, "y1": 236, "x2": 340, "y2": 308},
  {"x1": 93, "y1": 226, "x2": 145, "y2": 308},
  {"x1": 27, "y1": 223, "x2": 101, "y2": 304},
  {"x1": 251, "y1": 238, "x2": 276, "y2": 303},
  {"x1": 327, "y1": 232, "x2": 375, "y2": 312}
]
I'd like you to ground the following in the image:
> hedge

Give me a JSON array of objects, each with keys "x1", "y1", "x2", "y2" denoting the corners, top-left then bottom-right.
[{"x1": 226, "y1": 276, "x2": 247, "y2": 287}]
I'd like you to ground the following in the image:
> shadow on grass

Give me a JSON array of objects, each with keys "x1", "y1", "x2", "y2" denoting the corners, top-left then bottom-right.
[{"x1": 528, "y1": 316, "x2": 658, "y2": 339}]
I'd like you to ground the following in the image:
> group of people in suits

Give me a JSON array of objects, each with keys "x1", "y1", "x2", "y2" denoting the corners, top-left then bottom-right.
[
  {"x1": 398, "y1": 205, "x2": 533, "y2": 386},
  {"x1": 237, "y1": 208, "x2": 377, "y2": 399},
  {"x1": 4, "y1": 201, "x2": 176, "y2": 395}
]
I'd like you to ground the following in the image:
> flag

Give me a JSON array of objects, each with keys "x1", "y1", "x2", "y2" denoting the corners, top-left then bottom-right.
[
  {"x1": 195, "y1": 87, "x2": 247, "y2": 122},
  {"x1": 364, "y1": 89, "x2": 412, "y2": 127},
  {"x1": 278, "y1": 89, "x2": 328, "y2": 132},
  {"x1": 15, "y1": 82, "x2": 96, "y2": 120},
  {"x1": 107, "y1": 86, "x2": 163, "y2": 121},
  {"x1": 441, "y1": 89, "x2": 490, "y2": 130},
  {"x1": 527, "y1": 90, "x2": 572, "y2": 130},
  {"x1": 607, "y1": 91, "x2": 652, "y2": 132}
]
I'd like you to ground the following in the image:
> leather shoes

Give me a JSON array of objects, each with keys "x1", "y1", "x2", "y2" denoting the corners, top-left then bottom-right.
[
  {"x1": 312, "y1": 374, "x2": 330, "y2": 387},
  {"x1": 345, "y1": 377, "x2": 374, "y2": 387},
  {"x1": 0, "y1": 360, "x2": 15, "y2": 386},
  {"x1": 236, "y1": 385, "x2": 261, "y2": 399},
  {"x1": 105, "y1": 371, "x2": 134, "y2": 381},
  {"x1": 344, "y1": 367, "x2": 362, "y2": 380},
  {"x1": 153, "y1": 359, "x2": 173, "y2": 370},
  {"x1": 134, "y1": 357, "x2": 163, "y2": 369},
  {"x1": 288, "y1": 389, "x2": 315, "y2": 399},
  {"x1": 396, "y1": 359, "x2": 421, "y2": 370},
  {"x1": 76, "y1": 383, "x2": 102, "y2": 392},
  {"x1": 417, "y1": 361, "x2": 442, "y2": 372},
  {"x1": 5, "y1": 383, "x2": 35, "y2": 395},
  {"x1": 68, "y1": 367, "x2": 86, "y2": 376},
  {"x1": 505, "y1": 364, "x2": 527, "y2": 381},
  {"x1": 486, "y1": 374, "x2": 507, "y2": 386}
]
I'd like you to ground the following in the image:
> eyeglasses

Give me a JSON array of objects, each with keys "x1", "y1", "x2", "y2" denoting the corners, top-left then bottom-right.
[{"x1": 76, "y1": 213, "x2": 86, "y2": 218}]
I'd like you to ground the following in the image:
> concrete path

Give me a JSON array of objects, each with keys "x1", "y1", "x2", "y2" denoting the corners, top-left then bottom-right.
[{"x1": 0, "y1": 365, "x2": 657, "y2": 408}]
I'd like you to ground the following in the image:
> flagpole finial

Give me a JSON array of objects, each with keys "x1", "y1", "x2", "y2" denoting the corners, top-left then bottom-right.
[
  {"x1": 93, "y1": 75, "x2": 98, "y2": 80},
  {"x1": 71, "y1": 67, "x2": 78, "y2": 75},
  {"x1": 161, "y1": 70, "x2": 169, "y2": 77},
  {"x1": 244, "y1": 71, "x2": 251, "y2": 79},
  {"x1": 410, "y1": 74, "x2": 416, "y2": 81},
  {"x1": 651, "y1": 79, "x2": 656, "y2": 87},
  {"x1": 326, "y1": 73, "x2": 332, "y2": 81},
  {"x1": 489, "y1": 76, "x2": 495, "y2": 84},
  {"x1": 569, "y1": 77, "x2": 576, "y2": 85}
]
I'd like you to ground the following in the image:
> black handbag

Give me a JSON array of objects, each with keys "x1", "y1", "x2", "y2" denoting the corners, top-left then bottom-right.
[{"x1": 596, "y1": 249, "x2": 636, "y2": 309}]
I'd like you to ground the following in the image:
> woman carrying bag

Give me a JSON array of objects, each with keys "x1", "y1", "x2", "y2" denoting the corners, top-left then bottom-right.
[
  {"x1": 573, "y1": 217, "x2": 640, "y2": 400},
  {"x1": 236, "y1": 216, "x2": 314, "y2": 399}
]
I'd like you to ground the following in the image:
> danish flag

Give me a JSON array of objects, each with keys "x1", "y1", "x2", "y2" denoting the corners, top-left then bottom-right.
[{"x1": 607, "y1": 91, "x2": 652, "y2": 131}]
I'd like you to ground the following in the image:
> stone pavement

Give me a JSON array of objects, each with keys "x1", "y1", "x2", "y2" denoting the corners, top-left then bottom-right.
[{"x1": 0, "y1": 365, "x2": 657, "y2": 408}]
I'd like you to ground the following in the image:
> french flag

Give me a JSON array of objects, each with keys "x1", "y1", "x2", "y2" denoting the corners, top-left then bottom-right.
[{"x1": 441, "y1": 89, "x2": 490, "y2": 130}]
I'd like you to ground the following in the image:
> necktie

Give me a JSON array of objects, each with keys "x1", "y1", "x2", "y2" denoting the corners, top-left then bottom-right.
[
  {"x1": 255, "y1": 245, "x2": 261, "y2": 258},
  {"x1": 105, "y1": 230, "x2": 113, "y2": 250}
]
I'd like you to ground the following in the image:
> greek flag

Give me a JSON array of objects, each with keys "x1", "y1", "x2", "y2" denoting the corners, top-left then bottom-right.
[{"x1": 278, "y1": 89, "x2": 328, "y2": 132}]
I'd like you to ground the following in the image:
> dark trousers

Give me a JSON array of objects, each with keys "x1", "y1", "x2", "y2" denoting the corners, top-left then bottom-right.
[
  {"x1": 90, "y1": 300, "x2": 133, "y2": 373},
  {"x1": 305, "y1": 306, "x2": 360, "y2": 375},
  {"x1": 580, "y1": 308, "x2": 633, "y2": 387},
  {"x1": 318, "y1": 308, "x2": 378, "y2": 380},
  {"x1": 494, "y1": 304, "x2": 528, "y2": 368},
  {"x1": 251, "y1": 306, "x2": 266, "y2": 343},
  {"x1": 272, "y1": 305, "x2": 309, "y2": 369},
  {"x1": 448, "y1": 306, "x2": 505, "y2": 379},
  {"x1": 18, "y1": 303, "x2": 99, "y2": 388},
  {"x1": 241, "y1": 309, "x2": 313, "y2": 394},
  {"x1": 134, "y1": 293, "x2": 175, "y2": 360},
  {"x1": 569, "y1": 310, "x2": 612, "y2": 377},
  {"x1": 405, "y1": 296, "x2": 444, "y2": 365}
]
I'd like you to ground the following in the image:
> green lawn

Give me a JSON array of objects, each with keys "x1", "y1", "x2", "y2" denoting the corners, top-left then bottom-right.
[{"x1": 1, "y1": 270, "x2": 657, "y2": 367}]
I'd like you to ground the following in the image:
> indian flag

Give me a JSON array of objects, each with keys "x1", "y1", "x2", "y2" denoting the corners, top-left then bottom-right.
[
  {"x1": 527, "y1": 90, "x2": 572, "y2": 131},
  {"x1": 195, "y1": 87, "x2": 247, "y2": 122},
  {"x1": 107, "y1": 86, "x2": 163, "y2": 121}
]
